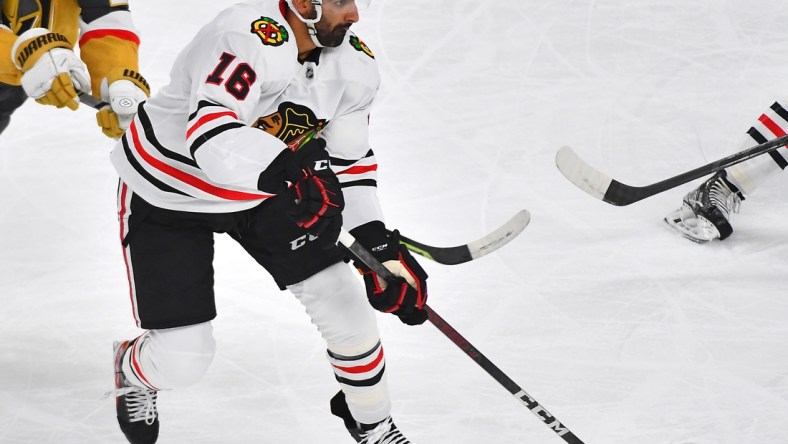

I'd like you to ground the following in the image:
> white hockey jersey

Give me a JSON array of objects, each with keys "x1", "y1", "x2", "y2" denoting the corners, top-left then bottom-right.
[{"x1": 110, "y1": 0, "x2": 383, "y2": 229}]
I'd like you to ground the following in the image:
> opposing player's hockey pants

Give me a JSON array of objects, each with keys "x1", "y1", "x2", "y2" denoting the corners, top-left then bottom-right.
[{"x1": 0, "y1": 84, "x2": 27, "y2": 135}]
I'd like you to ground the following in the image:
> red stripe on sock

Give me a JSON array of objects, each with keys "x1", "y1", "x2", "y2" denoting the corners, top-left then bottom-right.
[
  {"x1": 759, "y1": 114, "x2": 787, "y2": 137},
  {"x1": 130, "y1": 337, "x2": 159, "y2": 391},
  {"x1": 332, "y1": 347, "x2": 384, "y2": 374}
]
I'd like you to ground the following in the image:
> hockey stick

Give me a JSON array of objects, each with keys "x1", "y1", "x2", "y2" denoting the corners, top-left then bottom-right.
[
  {"x1": 80, "y1": 90, "x2": 530, "y2": 265},
  {"x1": 338, "y1": 228, "x2": 586, "y2": 444},
  {"x1": 555, "y1": 135, "x2": 788, "y2": 205},
  {"x1": 77, "y1": 91, "x2": 109, "y2": 110},
  {"x1": 390, "y1": 209, "x2": 530, "y2": 265}
]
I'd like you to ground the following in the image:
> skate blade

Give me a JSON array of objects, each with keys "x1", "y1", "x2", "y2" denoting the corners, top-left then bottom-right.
[{"x1": 664, "y1": 207, "x2": 720, "y2": 243}]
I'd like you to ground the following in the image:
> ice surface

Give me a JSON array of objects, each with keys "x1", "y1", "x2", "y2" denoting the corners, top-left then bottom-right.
[{"x1": 1, "y1": 0, "x2": 787, "y2": 443}]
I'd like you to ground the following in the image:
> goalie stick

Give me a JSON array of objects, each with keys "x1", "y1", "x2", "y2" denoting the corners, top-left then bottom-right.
[
  {"x1": 338, "y1": 228, "x2": 586, "y2": 444},
  {"x1": 391, "y1": 210, "x2": 530, "y2": 265},
  {"x1": 555, "y1": 135, "x2": 788, "y2": 205}
]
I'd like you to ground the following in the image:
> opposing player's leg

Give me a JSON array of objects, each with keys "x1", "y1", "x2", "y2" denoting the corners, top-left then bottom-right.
[
  {"x1": 665, "y1": 170, "x2": 744, "y2": 242},
  {"x1": 234, "y1": 196, "x2": 410, "y2": 442},
  {"x1": 665, "y1": 101, "x2": 788, "y2": 242},
  {"x1": 112, "y1": 183, "x2": 224, "y2": 443},
  {"x1": 0, "y1": 84, "x2": 27, "y2": 136}
]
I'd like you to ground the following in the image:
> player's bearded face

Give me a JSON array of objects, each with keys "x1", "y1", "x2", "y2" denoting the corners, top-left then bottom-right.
[
  {"x1": 314, "y1": 0, "x2": 364, "y2": 47},
  {"x1": 315, "y1": 20, "x2": 353, "y2": 47}
]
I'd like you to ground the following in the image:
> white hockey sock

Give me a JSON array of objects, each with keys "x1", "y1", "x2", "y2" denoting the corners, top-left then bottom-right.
[
  {"x1": 327, "y1": 341, "x2": 391, "y2": 425},
  {"x1": 727, "y1": 152, "x2": 783, "y2": 195},
  {"x1": 289, "y1": 262, "x2": 391, "y2": 425},
  {"x1": 727, "y1": 100, "x2": 788, "y2": 195},
  {"x1": 122, "y1": 321, "x2": 216, "y2": 391}
]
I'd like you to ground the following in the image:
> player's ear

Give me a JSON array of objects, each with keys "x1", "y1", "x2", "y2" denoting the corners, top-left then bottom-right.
[{"x1": 290, "y1": 0, "x2": 313, "y2": 16}]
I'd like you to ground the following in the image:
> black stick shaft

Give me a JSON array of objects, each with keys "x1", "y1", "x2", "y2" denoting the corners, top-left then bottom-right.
[
  {"x1": 605, "y1": 133, "x2": 788, "y2": 205},
  {"x1": 337, "y1": 229, "x2": 586, "y2": 444},
  {"x1": 77, "y1": 92, "x2": 109, "y2": 110}
]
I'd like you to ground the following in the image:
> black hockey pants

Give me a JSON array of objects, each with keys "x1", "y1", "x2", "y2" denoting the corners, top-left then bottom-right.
[{"x1": 0, "y1": 84, "x2": 28, "y2": 136}]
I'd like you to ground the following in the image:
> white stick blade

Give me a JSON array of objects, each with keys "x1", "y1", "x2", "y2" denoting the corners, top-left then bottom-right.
[
  {"x1": 555, "y1": 146, "x2": 613, "y2": 200},
  {"x1": 467, "y1": 210, "x2": 530, "y2": 259}
]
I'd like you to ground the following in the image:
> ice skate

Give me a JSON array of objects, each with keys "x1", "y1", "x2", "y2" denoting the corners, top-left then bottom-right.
[
  {"x1": 664, "y1": 171, "x2": 743, "y2": 243},
  {"x1": 350, "y1": 416, "x2": 410, "y2": 444},
  {"x1": 330, "y1": 391, "x2": 411, "y2": 443},
  {"x1": 113, "y1": 340, "x2": 160, "y2": 444}
]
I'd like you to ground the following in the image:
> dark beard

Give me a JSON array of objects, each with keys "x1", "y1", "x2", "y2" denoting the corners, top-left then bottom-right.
[{"x1": 315, "y1": 22, "x2": 351, "y2": 47}]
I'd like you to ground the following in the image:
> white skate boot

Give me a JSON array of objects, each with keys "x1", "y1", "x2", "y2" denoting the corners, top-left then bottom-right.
[{"x1": 664, "y1": 171, "x2": 743, "y2": 242}]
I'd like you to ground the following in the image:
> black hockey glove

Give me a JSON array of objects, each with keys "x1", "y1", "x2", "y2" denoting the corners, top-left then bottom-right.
[
  {"x1": 350, "y1": 221, "x2": 429, "y2": 326},
  {"x1": 285, "y1": 138, "x2": 345, "y2": 238}
]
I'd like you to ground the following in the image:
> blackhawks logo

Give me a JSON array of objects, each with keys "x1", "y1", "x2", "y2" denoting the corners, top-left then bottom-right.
[
  {"x1": 349, "y1": 35, "x2": 374, "y2": 59},
  {"x1": 251, "y1": 16, "x2": 289, "y2": 46},
  {"x1": 253, "y1": 102, "x2": 327, "y2": 148}
]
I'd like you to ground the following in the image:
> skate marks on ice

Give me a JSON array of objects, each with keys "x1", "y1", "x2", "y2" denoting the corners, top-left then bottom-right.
[{"x1": 1, "y1": 0, "x2": 788, "y2": 443}]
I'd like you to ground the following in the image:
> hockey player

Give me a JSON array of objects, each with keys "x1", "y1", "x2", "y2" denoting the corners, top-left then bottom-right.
[
  {"x1": 665, "y1": 102, "x2": 788, "y2": 242},
  {"x1": 108, "y1": 0, "x2": 427, "y2": 443},
  {"x1": 0, "y1": 0, "x2": 149, "y2": 139}
]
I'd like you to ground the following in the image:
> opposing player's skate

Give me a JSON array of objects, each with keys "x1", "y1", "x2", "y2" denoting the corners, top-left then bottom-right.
[
  {"x1": 664, "y1": 171, "x2": 743, "y2": 242},
  {"x1": 112, "y1": 340, "x2": 160, "y2": 444},
  {"x1": 330, "y1": 391, "x2": 411, "y2": 443}
]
